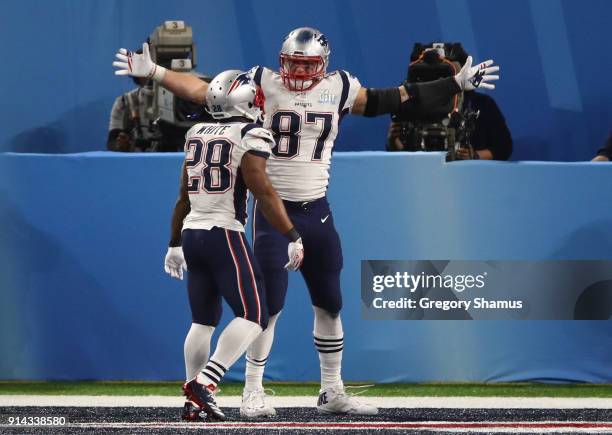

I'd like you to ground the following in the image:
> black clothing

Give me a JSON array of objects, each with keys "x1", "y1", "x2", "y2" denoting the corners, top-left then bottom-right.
[
  {"x1": 462, "y1": 91, "x2": 513, "y2": 160},
  {"x1": 596, "y1": 133, "x2": 612, "y2": 160}
]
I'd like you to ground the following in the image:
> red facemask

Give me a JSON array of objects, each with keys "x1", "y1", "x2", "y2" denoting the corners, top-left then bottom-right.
[{"x1": 279, "y1": 54, "x2": 325, "y2": 91}]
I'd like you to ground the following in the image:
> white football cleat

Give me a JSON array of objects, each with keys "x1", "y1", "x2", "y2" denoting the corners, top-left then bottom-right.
[
  {"x1": 240, "y1": 388, "x2": 277, "y2": 418},
  {"x1": 317, "y1": 385, "x2": 378, "y2": 415}
]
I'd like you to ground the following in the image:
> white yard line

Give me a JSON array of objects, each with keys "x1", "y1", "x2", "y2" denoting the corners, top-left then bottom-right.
[
  {"x1": 1, "y1": 421, "x2": 611, "y2": 433},
  {"x1": 0, "y1": 395, "x2": 611, "y2": 409}
]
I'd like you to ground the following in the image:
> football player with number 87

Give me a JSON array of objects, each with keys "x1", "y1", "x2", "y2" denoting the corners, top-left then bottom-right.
[{"x1": 114, "y1": 27, "x2": 499, "y2": 418}]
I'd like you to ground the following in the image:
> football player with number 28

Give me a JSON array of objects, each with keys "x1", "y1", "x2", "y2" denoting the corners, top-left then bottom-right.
[
  {"x1": 163, "y1": 69, "x2": 304, "y2": 422},
  {"x1": 114, "y1": 26, "x2": 499, "y2": 418}
]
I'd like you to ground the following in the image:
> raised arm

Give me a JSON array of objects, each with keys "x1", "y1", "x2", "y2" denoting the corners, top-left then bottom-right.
[
  {"x1": 351, "y1": 56, "x2": 499, "y2": 117},
  {"x1": 161, "y1": 69, "x2": 208, "y2": 105},
  {"x1": 113, "y1": 43, "x2": 208, "y2": 104}
]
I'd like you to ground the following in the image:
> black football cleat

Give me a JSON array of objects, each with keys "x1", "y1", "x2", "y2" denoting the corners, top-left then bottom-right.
[
  {"x1": 183, "y1": 379, "x2": 226, "y2": 421},
  {"x1": 180, "y1": 400, "x2": 204, "y2": 422}
]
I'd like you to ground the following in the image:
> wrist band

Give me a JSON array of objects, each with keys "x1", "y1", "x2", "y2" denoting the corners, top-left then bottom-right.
[
  {"x1": 284, "y1": 227, "x2": 301, "y2": 242},
  {"x1": 150, "y1": 65, "x2": 167, "y2": 82}
]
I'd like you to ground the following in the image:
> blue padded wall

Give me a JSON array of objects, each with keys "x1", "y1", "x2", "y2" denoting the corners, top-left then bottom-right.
[{"x1": 1, "y1": 152, "x2": 610, "y2": 381}]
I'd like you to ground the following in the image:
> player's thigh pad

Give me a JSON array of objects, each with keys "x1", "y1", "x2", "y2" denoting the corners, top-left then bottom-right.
[
  {"x1": 300, "y1": 202, "x2": 344, "y2": 314},
  {"x1": 182, "y1": 229, "x2": 223, "y2": 326},
  {"x1": 209, "y1": 228, "x2": 268, "y2": 328}
]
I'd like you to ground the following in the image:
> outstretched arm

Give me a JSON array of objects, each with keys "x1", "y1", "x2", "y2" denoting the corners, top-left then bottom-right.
[
  {"x1": 161, "y1": 70, "x2": 208, "y2": 105},
  {"x1": 113, "y1": 43, "x2": 208, "y2": 104},
  {"x1": 351, "y1": 56, "x2": 499, "y2": 117},
  {"x1": 351, "y1": 86, "x2": 409, "y2": 115}
]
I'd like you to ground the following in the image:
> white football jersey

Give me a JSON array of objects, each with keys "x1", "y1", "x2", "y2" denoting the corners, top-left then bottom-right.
[
  {"x1": 182, "y1": 122, "x2": 273, "y2": 232},
  {"x1": 252, "y1": 67, "x2": 361, "y2": 202}
]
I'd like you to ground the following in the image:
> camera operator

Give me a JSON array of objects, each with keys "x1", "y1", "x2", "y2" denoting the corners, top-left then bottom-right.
[
  {"x1": 108, "y1": 22, "x2": 211, "y2": 152},
  {"x1": 387, "y1": 43, "x2": 512, "y2": 161},
  {"x1": 592, "y1": 133, "x2": 612, "y2": 161},
  {"x1": 107, "y1": 72, "x2": 156, "y2": 152},
  {"x1": 452, "y1": 89, "x2": 513, "y2": 160}
]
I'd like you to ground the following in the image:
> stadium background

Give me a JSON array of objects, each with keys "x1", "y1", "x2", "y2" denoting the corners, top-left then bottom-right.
[
  {"x1": 1, "y1": 0, "x2": 611, "y2": 383},
  {"x1": 2, "y1": 0, "x2": 612, "y2": 160}
]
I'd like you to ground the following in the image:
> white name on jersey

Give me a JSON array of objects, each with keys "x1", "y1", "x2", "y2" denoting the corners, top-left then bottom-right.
[{"x1": 182, "y1": 122, "x2": 273, "y2": 233}]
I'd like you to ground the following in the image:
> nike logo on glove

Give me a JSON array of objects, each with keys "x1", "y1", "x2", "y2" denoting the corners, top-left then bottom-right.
[
  {"x1": 321, "y1": 215, "x2": 330, "y2": 223},
  {"x1": 470, "y1": 70, "x2": 485, "y2": 88}
]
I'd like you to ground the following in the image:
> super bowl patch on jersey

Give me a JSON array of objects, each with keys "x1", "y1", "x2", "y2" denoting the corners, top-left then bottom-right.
[{"x1": 318, "y1": 89, "x2": 338, "y2": 105}]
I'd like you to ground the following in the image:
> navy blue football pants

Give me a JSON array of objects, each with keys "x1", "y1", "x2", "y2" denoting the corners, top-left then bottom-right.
[
  {"x1": 252, "y1": 196, "x2": 343, "y2": 316},
  {"x1": 182, "y1": 227, "x2": 268, "y2": 329}
]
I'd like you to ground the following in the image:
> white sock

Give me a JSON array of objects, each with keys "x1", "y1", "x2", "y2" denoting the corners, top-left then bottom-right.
[
  {"x1": 244, "y1": 312, "x2": 281, "y2": 391},
  {"x1": 313, "y1": 306, "x2": 344, "y2": 391},
  {"x1": 198, "y1": 360, "x2": 227, "y2": 389},
  {"x1": 184, "y1": 323, "x2": 215, "y2": 381},
  {"x1": 200, "y1": 317, "x2": 262, "y2": 387}
]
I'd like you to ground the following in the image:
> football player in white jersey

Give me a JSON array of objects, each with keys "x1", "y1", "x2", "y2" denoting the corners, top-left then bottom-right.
[
  {"x1": 115, "y1": 28, "x2": 499, "y2": 417},
  {"x1": 162, "y1": 69, "x2": 304, "y2": 421}
]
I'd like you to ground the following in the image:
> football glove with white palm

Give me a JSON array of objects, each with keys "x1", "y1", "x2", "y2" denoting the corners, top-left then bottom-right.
[
  {"x1": 454, "y1": 55, "x2": 500, "y2": 91},
  {"x1": 113, "y1": 42, "x2": 166, "y2": 82},
  {"x1": 284, "y1": 238, "x2": 304, "y2": 271},
  {"x1": 164, "y1": 246, "x2": 187, "y2": 280}
]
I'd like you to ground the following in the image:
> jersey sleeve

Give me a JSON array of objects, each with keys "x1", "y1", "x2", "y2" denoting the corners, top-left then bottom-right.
[
  {"x1": 338, "y1": 70, "x2": 362, "y2": 113},
  {"x1": 240, "y1": 124, "x2": 273, "y2": 159}
]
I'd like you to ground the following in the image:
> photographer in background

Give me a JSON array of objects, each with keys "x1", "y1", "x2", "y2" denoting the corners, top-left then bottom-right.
[
  {"x1": 107, "y1": 71, "x2": 156, "y2": 152},
  {"x1": 453, "y1": 89, "x2": 513, "y2": 160},
  {"x1": 387, "y1": 43, "x2": 512, "y2": 161},
  {"x1": 592, "y1": 133, "x2": 612, "y2": 161},
  {"x1": 108, "y1": 22, "x2": 211, "y2": 152}
]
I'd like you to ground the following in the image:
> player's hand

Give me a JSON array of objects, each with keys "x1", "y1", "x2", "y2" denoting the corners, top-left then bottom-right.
[
  {"x1": 454, "y1": 56, "x2": 499, "y2": 91},
  {"x1": 113, "y1": 43, "x2": 164, "y2": 80},
  {"x1": 164, "y1": 246, "x2": 187, "y2": 280},
  {"x1": 284, "y1": 238, "x2": 304, "y2": 271}
]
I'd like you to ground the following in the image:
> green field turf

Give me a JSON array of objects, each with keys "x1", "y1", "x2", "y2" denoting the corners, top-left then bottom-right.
[{"x1": 0, "y1": 382, "x2": 611, "y2": 397}]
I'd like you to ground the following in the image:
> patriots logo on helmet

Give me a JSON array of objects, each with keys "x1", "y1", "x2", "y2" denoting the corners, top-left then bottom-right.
[
  {"x1": 227, "y1": 72, "x2": 252, "y2": 95},
  {"x1": 317, "y1": 34, "x2": 328, "y2": 47}
]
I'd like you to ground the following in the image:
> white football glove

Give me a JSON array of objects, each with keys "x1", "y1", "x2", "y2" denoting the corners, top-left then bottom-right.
[
  {"x1": 112, "y1": 42, "x2": 166, "y2": 81},
  {"x1": 284, "y1": 238, "x2": 304, "y2": 271},
  {"x1": 454, "y1": 56, "x2": 500, "y2": 91},
  {"x1": 164, "y1": 246, "x2": 187, "y2": 280}
]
